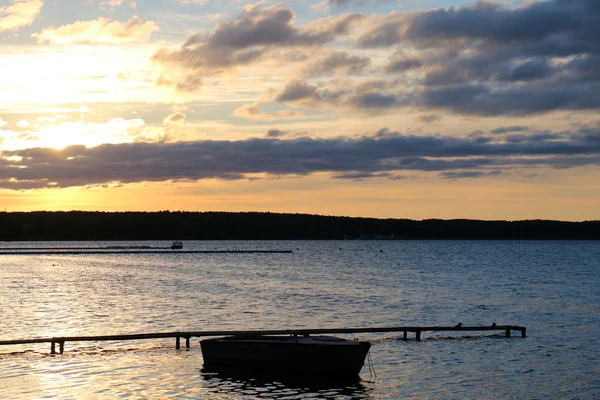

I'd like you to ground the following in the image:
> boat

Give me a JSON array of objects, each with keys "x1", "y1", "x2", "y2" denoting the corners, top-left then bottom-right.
[
  {"x1": 170, "y1": 241, "x2": 183, "y2": 250},
  {"x1": 200, "y1": 335, "x2": 371, "y2": 376}
]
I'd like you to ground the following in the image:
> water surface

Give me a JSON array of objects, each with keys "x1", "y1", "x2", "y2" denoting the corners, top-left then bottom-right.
[{"x1": 1, "y1": 240, "x2": 599, "y2": 398}]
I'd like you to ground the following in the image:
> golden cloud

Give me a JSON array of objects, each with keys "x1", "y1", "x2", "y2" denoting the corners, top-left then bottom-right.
[
  {"x1": 0, "y1": 0, "x2": 43, "y2": 32},
  {"x1": 33, "y1": 16, "x2": 159, "y2": 44},
  {"x1": 233, "y1": 102, "x2": 303, "y2": 121}
]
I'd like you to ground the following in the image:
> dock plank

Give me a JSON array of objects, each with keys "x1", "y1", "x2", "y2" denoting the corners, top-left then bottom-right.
[{"x1": 0, "y1": 325, "x2": 527, "y2": 354}]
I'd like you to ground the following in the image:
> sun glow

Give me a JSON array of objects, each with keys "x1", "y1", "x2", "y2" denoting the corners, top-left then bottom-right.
[
  {"x1": 0, "y1": 43, "x2": 184, "y2": 151},
  {"x1": 0, "y1": 117, "x2": 148, "y2": 151},
  {"x1": 0, "y1": 44, "x2": 158, "y2": 106}
]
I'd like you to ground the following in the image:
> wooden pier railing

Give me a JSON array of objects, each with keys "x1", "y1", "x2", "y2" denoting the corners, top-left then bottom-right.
[{"x1": 0, "y1": 325, "x2": 526, "y2": 354}]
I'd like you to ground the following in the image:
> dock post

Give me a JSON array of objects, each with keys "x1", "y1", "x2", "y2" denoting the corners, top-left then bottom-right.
[
  {"x1": 176, "y1": 337, "x2": 181, "y2": 350},
  {"x1": 521, "y1": 328, "x2": 527, "y2": 338},
  {"x1": 505, "y1": 329, "x2": 511, "y2": 338},
  {"x1": 403, "y1": 331, "x2": 408, "y2": 341},
  {"x1": 416, "y1": 331, "x2": 422, "y2": 342},
  {"x1": 59, "y1": 341, "x2": 65, "y2": 354},
  {"x1": 185, "y1": 336, "x2": 190, "y2": 349},
  {"x1": 50, "y1": 341, "x2": 56, "y2": 354}
]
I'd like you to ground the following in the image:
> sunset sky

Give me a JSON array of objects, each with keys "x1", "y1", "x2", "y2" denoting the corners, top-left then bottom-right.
[{"x1": 1, "y1": 0, "x2": 599, "y2": 220}]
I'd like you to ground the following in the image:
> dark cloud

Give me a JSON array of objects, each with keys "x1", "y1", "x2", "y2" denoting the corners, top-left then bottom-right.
[
  {"x1": 136, "y1": 1, "x2": 599, "y2": 116},
  {"x1": 150, "y1": 0, "x2": 600, "y2": 116},
  {"x1": 349, "y1": 92, "x2": 399, "y2": 109},
  {"x1": 440, "y1": 170, "x2": 503, "y2": 180},
  {"x1": 276, "y1": 81, "x2": 320, "y2": 102},
  {"x1": 152, "y1": 6, "x2": 364, "y2": 88},
  {"x1": 504, "y1": 132, "x2": 564, "y2": 144},
  {"x1": 274, "y1": 79, "x2": 403, "y2": 111},
  {"x1": 420, "y1": 83, "x2": 600, "y2": 115},
  {"x1": 405, "y1": 1, "x2": 581, "y2": 44},
  {"x1": 332, "y1": 171, "x2": 394, "y2": 180},
  {"x1": 351, "y1": 0, "x2": 600, "y2": 115},
  {"x1": 2, "y1": 126, "x2": 600, "y2": 189},
  {"x1": 497, "y1": 59, "x2": 554, "y2": 82},
  {"x1": 300, "y1": 51, "x2": 371, "y2": 77},
  {"x1": 386, "y1": 56, "x2": 422, "y2": 73},
  {"x1": 563, "y1": 55, "x2": 600, "y2": 83},
  {"x1": 420, "y1": 114, "x2": 442, "y2": 123},
  {"x1": 491, "y1": 126, "x2": 529, "y2": 135},
  {"x1": 421, "y1": 53, "x2": 559, "y2": 88},
  {"x1": 578, "y1": 126, "x2": 600, "y2": 144},
  {"x1": 266, "y1": 129, "x2": 287, "y2": 137}
]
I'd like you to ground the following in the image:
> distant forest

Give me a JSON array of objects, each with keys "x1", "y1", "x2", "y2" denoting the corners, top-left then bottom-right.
[{"x1": 0, "y1": 211, "x2": 599, "y2": 241}]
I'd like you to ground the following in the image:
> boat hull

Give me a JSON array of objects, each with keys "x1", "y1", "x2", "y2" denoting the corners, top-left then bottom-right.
[{"x1": 200, "y1": 335, "x2": 371, "y2": 376}]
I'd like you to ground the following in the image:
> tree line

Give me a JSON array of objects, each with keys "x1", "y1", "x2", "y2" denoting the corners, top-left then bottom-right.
[{"x1": 0, "y1": 211, "x2": 599, "y2": 241}]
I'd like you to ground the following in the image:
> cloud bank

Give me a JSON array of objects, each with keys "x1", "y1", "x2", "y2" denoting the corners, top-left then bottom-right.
[
  {"x1": 151, "y1": 0, "x2": 600, "y2": 117},
  {"x1": 2, "y1": 125, "x2": 599, "y2": 189}
]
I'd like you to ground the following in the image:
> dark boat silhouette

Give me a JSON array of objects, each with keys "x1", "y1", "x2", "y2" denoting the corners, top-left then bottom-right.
[{"x1": 200, "y1": 335, "x2": 371, "y2": 377}]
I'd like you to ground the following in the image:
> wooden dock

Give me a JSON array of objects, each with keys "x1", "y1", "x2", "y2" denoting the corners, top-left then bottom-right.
[{"x1": 0, "y1": 325, "x2": 526, "y2": 354}]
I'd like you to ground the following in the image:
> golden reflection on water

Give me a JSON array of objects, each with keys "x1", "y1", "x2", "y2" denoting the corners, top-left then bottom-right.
[{"x1": 2, "y1": 346, "x2": 374, "y2": 399}]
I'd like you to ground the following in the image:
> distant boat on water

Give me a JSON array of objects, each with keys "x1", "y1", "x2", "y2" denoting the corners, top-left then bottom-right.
[
  {"x1": 170, "y1": 241, "x2": 183, "y2": 250},
  {"x1": 200, "y1": 335, "x2": 371, "y2": 377}
]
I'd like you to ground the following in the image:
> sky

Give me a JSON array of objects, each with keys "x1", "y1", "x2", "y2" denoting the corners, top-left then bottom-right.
[{"x1": 0, "y1": 0, "x2": 599, "y2": 220}]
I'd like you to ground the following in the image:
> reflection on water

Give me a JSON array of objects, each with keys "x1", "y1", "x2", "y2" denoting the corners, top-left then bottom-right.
[
  {"x1": 200, "y1": 367, "x2": 372, "y2": 399},
  {"x1": 2, "y1": 346, "x2": 375, "y2": 399}
]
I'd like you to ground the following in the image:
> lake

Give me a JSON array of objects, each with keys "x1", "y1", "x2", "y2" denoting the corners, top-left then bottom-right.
[{"x1": 1, "y1": 240, "x2": 599, "y2": 399}]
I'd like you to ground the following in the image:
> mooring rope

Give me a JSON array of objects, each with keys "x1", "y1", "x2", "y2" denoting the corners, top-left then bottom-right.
[{"x1": 366, "y1": 349, "x2": 377, "y2": 382}]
